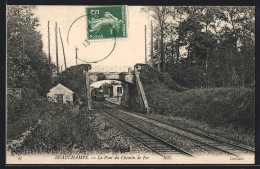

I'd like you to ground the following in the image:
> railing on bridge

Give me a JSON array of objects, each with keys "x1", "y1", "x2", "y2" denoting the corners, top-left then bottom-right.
[{"x1": 89, "y1": 66, "x2": 132, "y2": 73}]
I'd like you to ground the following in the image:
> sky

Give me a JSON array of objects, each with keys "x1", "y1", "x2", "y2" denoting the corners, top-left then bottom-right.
[{"x1": 33, "y1": 6, "x2": 152, "y2": 70}]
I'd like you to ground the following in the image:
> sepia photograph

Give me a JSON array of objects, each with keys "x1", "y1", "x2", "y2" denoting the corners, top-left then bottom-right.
[{"x1": 6, "y1": 5, "x2": 255, "y2": 164}]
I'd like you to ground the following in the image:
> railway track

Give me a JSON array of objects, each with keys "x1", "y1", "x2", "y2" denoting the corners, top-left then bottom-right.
[
  {"x1": 92, "y1": 102, "x2": 194, "y2": 157},
  {"x1": 102, "y1": 100, "x2": 254, "y2": 156}
]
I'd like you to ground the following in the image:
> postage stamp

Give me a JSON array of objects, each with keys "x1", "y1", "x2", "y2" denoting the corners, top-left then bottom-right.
[{"x1": 86, "y1": 5, "x2": 127, "y2": 40}]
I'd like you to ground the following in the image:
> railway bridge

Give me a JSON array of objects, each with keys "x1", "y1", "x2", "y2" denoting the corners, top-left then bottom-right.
[
  {"x1": 87, "y1": 64, "x2": 149, "y2": 113},
  {"x1": 89, "y1": 66, "x2": 135, "y2": 84}
]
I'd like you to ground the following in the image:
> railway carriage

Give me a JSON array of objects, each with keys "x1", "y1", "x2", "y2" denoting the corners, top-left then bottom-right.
[{"x1": 91, "y1": 88, "x2": 106, "y2": 101}]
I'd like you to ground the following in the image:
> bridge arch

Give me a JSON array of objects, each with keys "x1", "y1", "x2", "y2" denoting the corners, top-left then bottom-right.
[
  {"x1": 86, "y1": 64, "x2": 149, "y2": 114},
  {"x1": 89, "y1": 72, "x2": 135, "y2": 85}
]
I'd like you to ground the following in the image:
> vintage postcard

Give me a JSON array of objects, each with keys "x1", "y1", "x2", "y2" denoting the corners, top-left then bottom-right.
[{"x1": 6, "y1": 5, "x2": 255, "y2": 164}]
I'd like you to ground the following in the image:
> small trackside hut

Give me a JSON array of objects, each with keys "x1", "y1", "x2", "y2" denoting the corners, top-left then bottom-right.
[{"x1": 47, "y1": 83, "x2": 74, "y2": 104}]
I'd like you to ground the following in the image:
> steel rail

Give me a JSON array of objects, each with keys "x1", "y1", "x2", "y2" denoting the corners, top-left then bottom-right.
[
  {"x1": 104, "y1": 100, "x2": 254, "y2": 153},
  {"x1": 93, "y1": 102, "x2": 194, "y2": 157},
  {"x1": 93, "y1": 105, "x2": 164, "y2": 156},
  {"x1": 101, "y1": 103, "x2": 239, "y2": 156}
]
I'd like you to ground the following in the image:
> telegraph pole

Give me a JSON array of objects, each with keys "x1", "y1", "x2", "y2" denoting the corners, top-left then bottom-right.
[
  {"x1": 158, "y1": 38, "x2": 160, "y2": 71},
  {"x1": 85, "y1": 67, "x2": 91, "y2": 112},
  {"x1": 55, "y1": 22, "x2": 59, "y2": 74},
  {"x1": 22, "y1": 35, "x2": 25, "y2": 57},
  {"x1": 75, "y1": 47, "x2": 79, "y2": 65},
  {"x1": 150, "y1": 21, "x2": 153, "y2": 64},
  {"x1": 59, "y1": 28, "x2": 67, "y2": 69},
  {"x1": 18, "y1": 6, "x2": 25, "y2": 57},
  {"x1": 48, "y1": 21, "x2": 51, "y2": 65},
  {"x1": 18, "y1": 6, "x2": 25, "y2": 58},
  {"x1": 145, "y1": 25, "x2": 147, "y2": 64}
]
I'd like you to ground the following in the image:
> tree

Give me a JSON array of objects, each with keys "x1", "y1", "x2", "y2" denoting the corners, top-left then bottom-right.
[
  {"x1": 166, "y1": 6, "x2": 189, "y2": 64},
  {"x1": 148, "y1": 6, "x2": 255, "y2": 88},
  {"x1": 216, "y1": 6, "x2": 255, "y2": 87},
  {"x1": 7, "y1": 5, "x2": 54, "y2": 95},
  {"x1": 142, "y1": 6, "x2": 171, "y2": 72},
  {"x1": 52, "y1": 64, "x2": 91, "y2": 101}
]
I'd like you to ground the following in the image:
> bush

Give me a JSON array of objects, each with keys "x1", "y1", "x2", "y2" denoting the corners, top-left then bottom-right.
[
  {"x1": 139, "y1": 65, "x2": 255, "y2": 133},
  {"x1": 7, "y1": 95, "x2": 51, "y2": 140},
  {"x1": 148, "y1": 87, "x2": 255, "y2": 132},
  {"x1": 52, "y1": 64, "x2": 91, "y2": 101},
  {"x1": 8, "y1": 96, "x2": 101, "y2": 154},
  {"x1": 16, "y1": 106, "x2": 100, "y2": 154},
  {"x1": 166, "y1": 63, "x2": 206, "y2": 88},
  {"x1": 140, "y1": 65, "x2": 186, "y2": 91}
]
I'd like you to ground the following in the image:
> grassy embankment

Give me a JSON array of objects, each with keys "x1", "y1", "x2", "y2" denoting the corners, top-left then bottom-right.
[
  {"x1": 7, "y1": 95, "x2": 100, "y2": 154},
  {"x1": 139, "y1": 65, "x2": 255, "y2": 147}
]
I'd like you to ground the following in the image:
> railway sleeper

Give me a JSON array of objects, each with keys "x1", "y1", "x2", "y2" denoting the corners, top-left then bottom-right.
[
  {"x1": 142, "y1": 140, "x2": 163, "y2": 144},
  {"x1": 138, "y1": 137, "x2": 157, "y2": 139},
  {"x1": 154, "y1": 148, "x2": 175, "y2": 151},
  {"x1": 159, "y1": 151, "x2": 182, "y2": 154},
  {"x1": 151, "y1": 146, "x2": 172, "y2": 149},
  {"x1": 158, "y1": 150, "x2": 179, "y2": 153},
  {"x1": 142, "y1": 140, "x2": 163, "y2": 143}
]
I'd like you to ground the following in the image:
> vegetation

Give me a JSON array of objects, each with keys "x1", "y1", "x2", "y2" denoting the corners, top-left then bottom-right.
[
  {"x1": 51, "y1": 64, "x2": 91, "y2": 102},
  {"x1": 7, "y1": 95, "x2": 100, "y2": 154},
  {"x1": 140, "y1": 66, "x2": 255, "y2": 134},
  {"x1": 142, "y1": 6, "x2": 255, "y2": 88},
  {"x1": 140, "y1": 65, "x2": 186, "y2": 91},
  {"x1": 7, "y1": 6, "x2": 100, "y2": 154},
  {"x1": 7, "y1": 95, "x2": 53, "y2": 140},
  {"x1": 7, "y1": 5, "x2": 55, "y2": 96},
  {"x1": 140, "y1": 6, "x2": 255, "y2": 140}
]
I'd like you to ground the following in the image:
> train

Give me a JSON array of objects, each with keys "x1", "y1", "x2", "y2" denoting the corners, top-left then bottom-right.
[{"x1": 91, "y1": 88, "x2": 106, "y2": 101}]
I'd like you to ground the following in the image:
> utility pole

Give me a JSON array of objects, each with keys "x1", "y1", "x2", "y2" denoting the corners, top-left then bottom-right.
[
  {"x1": 18, "y1": 6, "x2": 24, "y2": 57},
  {"x1": 18, "y1": 5, "x2": 25, "y2": 58},
  {"x1": 59, "y1": 28, "x2": 67, "y2": 69},
  {"x1": 22, "y1": 35, "x2": 25, "y2": 57},
  {"x1": 145, "y1": 25, "x2": 147, "y2": 64},
  {"x1": 150, "y1": 21, "x2": 153, "y2": 65},
  {"x1": 75, "y1": 47, "x2": 79, "y2": 65},
  {"x1": 48, "y1": 21, "x2": 51, "y2": 65},
  {"x1": 55, "y1": 22, "x2": 59, "y2": 74},
  {"x1": 158, "y1": 38, "x2": 160, "y2": 71},
  {"x1": 85, "y1": 67, "x2": 92, "y2": 113}
]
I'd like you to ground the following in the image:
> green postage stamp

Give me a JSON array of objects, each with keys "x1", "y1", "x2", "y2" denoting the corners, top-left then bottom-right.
[{"x1": 86, "y1": 5, "x2": 127, "y2": 40}]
